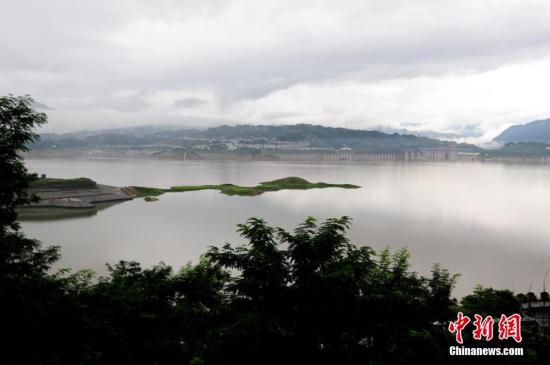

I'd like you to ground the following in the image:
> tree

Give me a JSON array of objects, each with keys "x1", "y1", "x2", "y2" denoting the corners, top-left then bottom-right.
[
  {"x1": 205, "y1": 217, "x2": 459, "y2": 364},
  {"x1": 0, "y1": 95, "x2": 75, "y2": 364},
  {"x1": 526, "y1": 291, "x2": 538, "y2": 303},
  {"x1": 461, "y1": 286, "x2": 520, "y2": 317},
  {"x1": 0, "y1": 94, "x2": 46, "y2": 230},
  {"x1": 74, "y1": 260, "x2": 228, "y2": 364},
  {"x1": 0, "y1": 95, "x2": 58, "y2": 277}
]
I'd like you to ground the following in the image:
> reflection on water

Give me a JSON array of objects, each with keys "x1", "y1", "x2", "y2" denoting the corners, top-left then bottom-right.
[
  {"x1": 17, "y1": 202, "x2": 121, "y2": 221},
  {"x1": 21, "y1": 158, "x2": 550, "y2": 297}
]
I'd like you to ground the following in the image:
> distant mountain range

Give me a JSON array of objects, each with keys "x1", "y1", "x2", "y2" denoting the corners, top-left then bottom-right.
[
  {"x1": 34, "y1": 124, "x2": 480, "y2": 153},
  {"x1": 379, "y1": 124, "x2": 484, "y2": 141},
  {"x1": 495, "y1": 118, "x2": 550, "y2": 144}
]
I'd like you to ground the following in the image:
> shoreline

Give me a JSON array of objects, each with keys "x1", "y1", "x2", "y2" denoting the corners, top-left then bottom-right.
[
  {"x1": 25, "y1": 184, "x2": 133, "y2": 209},
  {"x1": 21, "y1": 176, "x2": 361, "y2": 210},
  {"x1": 24, "y1": 148, "x2": 550, "y2": 165}
]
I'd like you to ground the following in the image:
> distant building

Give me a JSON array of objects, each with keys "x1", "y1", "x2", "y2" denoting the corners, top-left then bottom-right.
[
  {"x1": 419, "y1": 147, "x2": 457, "y2": 161},
  {"x1": 322, "y1": 151, "x2": 353, "y2": 161},
  {"x1": 457, "y1": 152, "x2": 480, "y2": 161},
  {"x1": 521, "y1": 301, "x2": 550, "y2": 327}
]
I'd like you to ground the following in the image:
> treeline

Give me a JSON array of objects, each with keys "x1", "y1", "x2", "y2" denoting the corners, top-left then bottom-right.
[
  {"x1": 29, "y1": 177, "x2": 97, "y2": 190},
  {"x1": 2, "y1": 95, "x2": 550, "y2": 364}
]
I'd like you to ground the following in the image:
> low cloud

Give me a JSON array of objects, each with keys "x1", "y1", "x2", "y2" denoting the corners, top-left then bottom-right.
[
  {"x1": 173, "y1": 97, "x2": 207, "y2": 108},
  {"x1": 96, "y1": 92, "x2": 150, "y2": 113},
  {"x1": 2, "y1": 0, "x2": 550, "y2": 139},
  {"x1": 32, "y1": 101, "x2": 53, "y2": 110}
]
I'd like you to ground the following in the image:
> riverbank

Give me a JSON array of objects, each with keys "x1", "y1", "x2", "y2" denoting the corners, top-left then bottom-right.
[
  {"x1": 24, "y1": 178, "x2": 133, "y2": 209},
  {"x1": 24, "y1": 146, "x2": 550, "y2": 165}
]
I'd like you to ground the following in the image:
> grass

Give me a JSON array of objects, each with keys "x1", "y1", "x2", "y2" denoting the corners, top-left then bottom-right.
[
  {"x1": 257, "y1": 177, "x2": 359, "y2": 191},
  {"x1": 169, "y1": 185, "x2": 218, "y2": 192},
  {"x1": 30, "y1": 177, "x2": 98, "y2": 190},
  {"x1": 127, "y1": 186, "x2": 167, "y2": 197},
  {"x1": 129, "y1": 177, "x2": 360, "y2": 198},
  {"x1": 218, "y1": 184, "x2": 264, "y2": 196}
]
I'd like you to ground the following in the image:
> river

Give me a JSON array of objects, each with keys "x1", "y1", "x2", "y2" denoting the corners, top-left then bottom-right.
[{"x1": 20, "y1": 158, "x2": 550, "y2": 297}]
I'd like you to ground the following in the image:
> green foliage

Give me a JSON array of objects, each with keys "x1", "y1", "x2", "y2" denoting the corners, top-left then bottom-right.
[
  {"x1": 0, "y1": 95, "x2": 46, "y2": 231},
  {"x1": 258, "y1": 176, "x2": 360, "y2": 191},
  {"x1": 494, "y1": 142, "x2": 550, "y2": 156},
  {"x1": 129, "y1": 186, "x2": 167, "y2": 196},
  {"x1": 204, "y1": 216, "x2": 458, "y2": 364},
  {"x1": 131, "y1": 177, "x2": 361, "y2": 198},
  {"x1": 193, "y1": 124, "x2": 478, "y2": 152},
  {"x1": 30, "y1": 177, "x2": 97, "y2": 189},
  {"x1": 169, "y1": 184, "x2": 218, "y2": 192},
  {"x1": 461, "y1": 285, "x2": 520, "y2": 316},
  {"x1": 526, "y1": 292, "x2": 538, "y2": 303},
  {"x1": 459, "y1": 287, "x2": 550, "y2": 360},
  {"x1": 261, "y1": 176, "x2": 316, "y2": 186},
  {"x1": 31, "y1": 123, "x2": 481, "y2": 153},
  {"x1": 217, "y1": 184, "x2": 262, "y2": 196},
  {"x1": 168, "y1": 177, "x2": 360, "y2": 197},
  {"x1": 0, "y1": 94, "x2": 75, "y2": 363}
]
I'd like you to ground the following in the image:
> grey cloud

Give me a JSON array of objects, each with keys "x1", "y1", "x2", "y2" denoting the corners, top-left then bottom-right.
[
  {"x1": 5, "y1": 1, "x2": 550, "y2": 97},
  {"x1": 2, "y1": 0, "x2": 550, "y2": 132},
  {"x1": 174, "y1": 97, "x2": 207, "y2": 108},
  {"x1": 95, "y1": 93, "x2": 150, "y2": 113},
  {"x1": 262, "y1": 111, "x2": 301, "y2": 120}
]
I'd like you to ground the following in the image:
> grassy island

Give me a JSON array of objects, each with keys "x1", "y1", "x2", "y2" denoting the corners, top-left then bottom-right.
[{"x1": 129, "y1": 177, "x2": 360, "y2": 197}]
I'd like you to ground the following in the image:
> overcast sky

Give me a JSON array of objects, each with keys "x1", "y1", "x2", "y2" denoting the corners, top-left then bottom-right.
[{"x1": 2, "y1": 0, "x2": 550, "y2": 141}]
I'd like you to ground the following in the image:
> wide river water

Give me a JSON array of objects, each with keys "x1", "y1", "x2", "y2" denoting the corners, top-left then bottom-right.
[{"x1": 21, "y1": 158, "x2": 550, "y2": 297}]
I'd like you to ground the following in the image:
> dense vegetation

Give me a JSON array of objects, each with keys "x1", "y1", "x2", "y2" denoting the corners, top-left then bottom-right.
[
  {"x1": 131, "y1": 176, "x2": 360, "y2": 197},
  {"x1": 127, "y1": 185, "x2": 167, "y2": 197},
  {"x1": 30, "y1": 177, "x2": 98, "y2": 190},
  {"x1": 489, "y1": 142, "x2": 550, "y2": 156},
  {"x1": 192, "y1": 124, "x2": 462, "y2": 151},
  {"x1": 2, "y1": 95, "x2": 550, "y2": 364},
  {"x1": 31, "y1": 122, "x2": 550, "y2": 159},
  {"x1": 31, "y1": 123, "x2": 480, "y2": 153}
]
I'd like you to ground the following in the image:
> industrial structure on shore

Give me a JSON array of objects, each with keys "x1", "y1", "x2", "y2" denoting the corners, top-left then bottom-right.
[{"x1": 320, "y1": 147, "x2": 482, "y2": 163}]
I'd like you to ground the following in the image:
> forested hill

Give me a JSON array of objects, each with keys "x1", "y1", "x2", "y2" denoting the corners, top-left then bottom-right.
[
  {"x1": 194, "y1": 124, "x2": 483, "y2": 151},
  {"x1": 34, "y1": 124, "x2": 480, "y2": 152},
  {"x1": 495, "y1": 118, "x2": 550, "y2": 144}
]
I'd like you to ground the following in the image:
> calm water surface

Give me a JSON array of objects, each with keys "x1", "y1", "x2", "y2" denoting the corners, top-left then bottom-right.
[{"x1": 21, "y1": 158, "x2": 550, "y2": 297}]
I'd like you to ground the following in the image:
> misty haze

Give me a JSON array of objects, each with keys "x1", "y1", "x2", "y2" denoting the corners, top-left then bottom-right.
[{"x1": 2, "y1": 1, "x2": 550, "y2": 363}]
